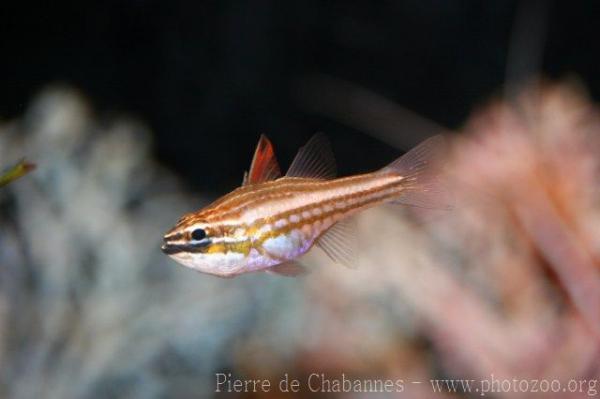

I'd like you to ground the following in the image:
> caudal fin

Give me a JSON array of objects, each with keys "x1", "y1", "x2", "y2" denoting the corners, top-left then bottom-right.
[{"x1": 380, "y1": 135, "x2": 450, "y2": 210}]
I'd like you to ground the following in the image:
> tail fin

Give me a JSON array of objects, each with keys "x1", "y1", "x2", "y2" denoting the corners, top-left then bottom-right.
[{"x1": 380, "y1": 135, "x2": 450, "y2": 210}]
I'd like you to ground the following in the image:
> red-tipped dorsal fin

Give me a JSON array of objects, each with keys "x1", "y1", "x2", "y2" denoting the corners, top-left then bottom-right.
[
  {"x1": 286, "y1": 133, "x2": 337, "y2": 179},
  {"x1": 243, "y1": 134, "x2": 282, "y2": 186}
]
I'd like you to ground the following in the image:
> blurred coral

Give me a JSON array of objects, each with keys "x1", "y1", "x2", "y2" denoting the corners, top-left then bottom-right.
[
  {"x1": 237, "y1": 82, "x2": 600, "y2": 398},
  {"x1": 0, "y1": 160, "x2": 35, "y2": 188}
]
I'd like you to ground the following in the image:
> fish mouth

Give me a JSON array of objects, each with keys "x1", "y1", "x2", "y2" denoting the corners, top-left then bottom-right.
[
  {"x1": 161, "y1": 237, "x2": 212, "y2": 255},
  {"x1": 161, "y1": 242, "x2": 186, "y2": 255}
]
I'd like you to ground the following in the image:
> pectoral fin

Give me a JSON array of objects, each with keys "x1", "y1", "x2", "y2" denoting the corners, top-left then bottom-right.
[{"x1": 316, "y1": 218, "x2": 357, "y2": 268}]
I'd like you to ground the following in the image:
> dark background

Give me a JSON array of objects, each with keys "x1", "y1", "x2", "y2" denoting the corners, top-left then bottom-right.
[{"x1": 1, "y1": 1, "x2": 598, "y2": 193}]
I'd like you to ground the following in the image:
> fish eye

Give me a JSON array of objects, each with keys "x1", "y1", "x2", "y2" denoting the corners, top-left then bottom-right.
[{"x1": 191, "y1": 228, "x2": 207, "y2": 241}]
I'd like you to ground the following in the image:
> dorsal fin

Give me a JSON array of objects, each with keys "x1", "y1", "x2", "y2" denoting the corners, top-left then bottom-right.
[
  {"x1": 316, "y1": 218, "x2": 357, "y2": 268},
  {"x1": 286, "y1": 133, "x2": 337, "y2": 179},
  {"x1": 243, "y1": 134, "x2": 281, "y2": 186}
]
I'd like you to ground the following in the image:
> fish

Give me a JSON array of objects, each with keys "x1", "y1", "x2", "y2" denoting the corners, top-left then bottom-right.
[{"x1": 161, "y1": 133, "x2": 444, "y2": 277}]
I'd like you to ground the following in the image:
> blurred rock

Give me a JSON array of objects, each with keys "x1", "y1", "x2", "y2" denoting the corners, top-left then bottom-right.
[{"x1": 0, "y1": 87, "x2": 298, "y2": 398}]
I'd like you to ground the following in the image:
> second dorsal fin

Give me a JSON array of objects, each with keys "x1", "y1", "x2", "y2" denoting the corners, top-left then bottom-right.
[
  {"x1": 286, "y1": 133, "x2": 337, "y2": 179},
  {"x1": 243, "y1": 134, "x2": 282, "y2": 186}
]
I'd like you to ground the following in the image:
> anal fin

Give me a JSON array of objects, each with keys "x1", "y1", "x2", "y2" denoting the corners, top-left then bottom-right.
[{"x1": 266, "y1": 261, "x2": 309, "y2": 277}]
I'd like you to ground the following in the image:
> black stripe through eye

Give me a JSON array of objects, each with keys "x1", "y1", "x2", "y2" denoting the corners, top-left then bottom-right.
[{"x1": 191, "y1": 228, "x2": 207, "y2": 241}]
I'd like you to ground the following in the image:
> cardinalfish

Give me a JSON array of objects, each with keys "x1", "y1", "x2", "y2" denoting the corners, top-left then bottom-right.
[{"x1": 162, "y1": 134, "x2": 445, "y2": 277}]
